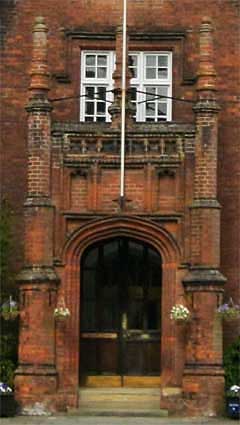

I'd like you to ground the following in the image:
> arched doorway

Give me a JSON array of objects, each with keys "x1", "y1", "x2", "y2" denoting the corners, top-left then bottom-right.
[{"x1": 80, "y1": 236, "x2": 162, "y2": 386}]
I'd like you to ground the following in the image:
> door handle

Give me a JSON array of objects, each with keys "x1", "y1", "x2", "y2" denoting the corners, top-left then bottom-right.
[{"x1": 122, "y1": 312, "x2": 128, "y2": 331}]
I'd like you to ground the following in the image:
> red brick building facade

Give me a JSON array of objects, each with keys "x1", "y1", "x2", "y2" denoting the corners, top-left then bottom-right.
[{"x1": 1, "y1": 0, "x2": 239, "y2": 417}]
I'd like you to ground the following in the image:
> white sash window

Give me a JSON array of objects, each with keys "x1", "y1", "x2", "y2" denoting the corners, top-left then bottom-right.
[{"x1": 80, "y1": 51, "x2": 172, "y2": 122}]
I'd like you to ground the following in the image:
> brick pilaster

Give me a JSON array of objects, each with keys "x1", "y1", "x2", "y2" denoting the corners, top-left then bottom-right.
[
  {"x1": 15, "y1": 17, "x2": 59, "y2": 413},
  {"x1": 182, "y1": 18, "x2": 226, "y2": 416}
]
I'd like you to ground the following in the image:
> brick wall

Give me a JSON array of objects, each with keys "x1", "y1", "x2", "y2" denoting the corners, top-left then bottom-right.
[{"x1": 1, "y1": 0, "x2": 239, "y2": 342}]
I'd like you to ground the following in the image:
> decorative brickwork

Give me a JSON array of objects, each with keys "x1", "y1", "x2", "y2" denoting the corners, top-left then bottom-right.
[{"x1": 0, "y1": 0, "x2": 239, "y2": 417}]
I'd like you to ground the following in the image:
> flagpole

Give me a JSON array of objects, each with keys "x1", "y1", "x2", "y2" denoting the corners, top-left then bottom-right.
[{"x1": 120, "y1": 0, "x2": 127, "y2": 209}]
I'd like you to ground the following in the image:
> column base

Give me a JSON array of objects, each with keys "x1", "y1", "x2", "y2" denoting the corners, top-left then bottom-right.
[
  {"x1": 14, "y1": 364, "x2": 59, "y2": 414},
  {"x1": 182, "y1": 364, "x2": 225, "y2": 416}
]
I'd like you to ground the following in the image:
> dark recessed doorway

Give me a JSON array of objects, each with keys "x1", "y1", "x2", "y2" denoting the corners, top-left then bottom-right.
[{"x1": 80, "y1": 237, "x2": 162, "y2": 386}]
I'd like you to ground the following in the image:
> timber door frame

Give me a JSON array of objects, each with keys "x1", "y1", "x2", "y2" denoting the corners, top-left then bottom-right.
[{"x1": 80, "y1": 237, "x2": 162, "y2": 385}]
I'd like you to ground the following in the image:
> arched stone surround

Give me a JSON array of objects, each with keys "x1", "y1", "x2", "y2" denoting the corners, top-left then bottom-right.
[{"x1": 55, "y1": 216, "x2": 185, "y2": 407}]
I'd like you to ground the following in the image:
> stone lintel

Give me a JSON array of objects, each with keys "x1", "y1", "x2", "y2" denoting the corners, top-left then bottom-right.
[
  {"x1": 183, "y1": 268, "x2": 226, "y2": 289},
  {"x1": 24, "y1": 197, "x2": 53, "y2": 208},
  {"x1": 193, "y1": 99, "x2": 220, "y2": 114},
  {"x1": 26, "y1": 97, "x2": 52, "y2": 113},
  {"x1": 15, "y1": 363, "x2": 57, "y2": 377},
  {"x1": 184, "y1": 364, "x2": 224, "y2": 376},
  {"x1": 17, "y1": 266, "x2": 60, "y2": 285},
  {"x1": 190, "y1": 199, "x2": 221, "y2": 209}
]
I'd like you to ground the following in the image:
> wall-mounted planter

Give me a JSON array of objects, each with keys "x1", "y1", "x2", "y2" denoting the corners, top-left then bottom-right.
[
  {"x1": 226, "y1": 396, "x2": 240, "y2": 419},
  {"x1": 0, "y1": 393, "x2": 17, "y2": 417}
]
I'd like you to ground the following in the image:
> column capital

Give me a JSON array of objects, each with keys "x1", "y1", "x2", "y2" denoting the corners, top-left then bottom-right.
[
  {"x1": 196, "y1": 17, "x2": 217, "y2": 97},
  {"x1": 29, "y1": 16, "x2": 50, "y2": 96}
]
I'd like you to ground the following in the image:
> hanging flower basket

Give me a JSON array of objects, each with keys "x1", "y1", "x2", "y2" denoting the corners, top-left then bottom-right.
[
  {"x1": 217, "y1": 298, "x2": 240, "y2": 321},
  {"x1": 1, "y1": 297, "x2": 19, "y2": 321},
  {"x1": 54, "y1": 296, "x2": 70, "y2": 321},
  {"x1": 170, "y1": 304, "x2": 191, "y2": 323}
]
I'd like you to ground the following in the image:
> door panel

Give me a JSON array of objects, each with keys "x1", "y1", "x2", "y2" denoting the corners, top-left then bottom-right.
[{"x1": 80, "y1": 237, "x2": 162, "y2": 383}]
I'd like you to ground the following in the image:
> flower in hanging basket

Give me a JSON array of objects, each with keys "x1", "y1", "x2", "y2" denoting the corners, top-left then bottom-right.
[
  {"x1": 54, "y1": 306, "x2": 70, "y2": 320},
  {"x1": 0, "y1": 383, "x2": 12, "y2": 394},
  {"x1": 1, "y1": 298, "x2": 19, "y2": 321},
  {"x1": 170, "y1": 304, "x2": 191, "y2": 323},
  {"x1": 217, "y1": 299, "x2": 240, "y2": 321}
]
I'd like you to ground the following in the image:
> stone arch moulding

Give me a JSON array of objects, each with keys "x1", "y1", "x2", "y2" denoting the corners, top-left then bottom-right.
[
  {"x1": 57, "y1": 216, "x2": 182, "y2": 395},
  {"x1": 63, "y1": 216, "x2": 181, "y2": 266}
]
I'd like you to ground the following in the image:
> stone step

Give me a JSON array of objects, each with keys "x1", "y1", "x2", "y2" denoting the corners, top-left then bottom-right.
[
  {"x1": 68, "y1": 408, "x2": 168, "y2": 417},
  {"x1": 79, "y1": 387, "x2": 161, "y2": 409},
  {"x1": 79, "y1": 401, "x2": 161, "y2": 409}
]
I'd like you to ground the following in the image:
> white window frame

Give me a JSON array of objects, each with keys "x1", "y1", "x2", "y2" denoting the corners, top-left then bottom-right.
[
  {"x1": 129, "y1": 52, "x2": 172, "y2": 122},
  {"x1": 80, "y1": 51, "x2": 115, "y2": 122},
  {"x1": 80, "y1": 51, "x2": 172, "y2": 122}
]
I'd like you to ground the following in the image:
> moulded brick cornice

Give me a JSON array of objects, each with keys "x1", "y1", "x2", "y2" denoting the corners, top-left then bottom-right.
[
  {"x1": 63, "y1": 29, "x2": 186, "y2": 41},
  {"x1": 51, "y1": 121, "x2": 195, "y2": 136},
  {"x1": 63, "y1": 212, "x2": 182, "y2": 223}
]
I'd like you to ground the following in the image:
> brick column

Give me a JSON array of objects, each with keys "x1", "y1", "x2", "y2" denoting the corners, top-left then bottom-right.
[
  {"x1": 15, "y1": 17, "x2": 59, "y2": 413},
  {"x1": 182, "y1": 18, "x2": 226, "y2": 416},
  {"x1": 108, "y1": 24, "x2": 134, "y2": 128}
]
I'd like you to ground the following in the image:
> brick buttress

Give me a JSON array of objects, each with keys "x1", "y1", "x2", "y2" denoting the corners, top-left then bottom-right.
[
  {"x1": 15, "y1": 17, "x2": 59, "y2": 413},
  {"x1": 181, "y1": 17, "x2": 226, "y2": 416}
]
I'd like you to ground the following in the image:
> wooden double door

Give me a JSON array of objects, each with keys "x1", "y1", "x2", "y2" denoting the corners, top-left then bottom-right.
[{"x1": 80, "y1": 237, "x2": 162, "y2": 385}]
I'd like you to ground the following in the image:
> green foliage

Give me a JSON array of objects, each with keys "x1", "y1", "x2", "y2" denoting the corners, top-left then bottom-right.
[
  {"x1": 0, "y1": 200, "x2": 14, "y2": 295},
  {"x1": 223, "y1": 337, "x2": 240, "y2": 389},
  {"x1": 0, "y1": 360, "x2": 15, "y2": 388},
  {"x1": 0, "y1": 201, "x2": 18, "y2": 387},
  {"x1": 0, "y1": 321, "x2": 18, "y2": 387}
]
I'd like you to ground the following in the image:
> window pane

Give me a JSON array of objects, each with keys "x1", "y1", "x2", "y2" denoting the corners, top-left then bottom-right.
[
  {"x1": 86, "y1": 55, "x2": 96, "y2": 66},
  {"x1": 97, "y1": 55, "x2": 107, "y2": 66},
  {"x1": 146, "y1": 87, "x2": 156, "y2": 100},
  {"x1": 85, "y1": 116, "x2": 94, "y2": 122},
  {"x1": 129, "y1": 55, "x2": 138, "y2": 78},
  {"x1": 146, "y1": 55, "x2": 156, "y2": 67},
  {"x1": 130, "y1": 87, "x2": 137, "y2": 101},
  {"x1": 96, "y1": 116, "x2": 105, "y2": 122},
  {"x1": 97, "y1": 87, "x2": 106, "y2": 100},
  {"x1": 86, "y1": 87, "x2": 95, "y2": 99},
  {"x1": 86, "y1": 67, "x2": 95, "y2": 78},
  {"x1": 129, "y1": 55, "x2": 138, "y2": 67},
  {"x1": 146, "y1": 103, "x2": 155, "y2": 115},
  {"x1": 158, "y1": 103, "x2": 167, "y2": 115},
  {"x1": 97, "y1": 102, "x2": 106, "y2": 114},
  {"x1": 146, "y1": 67, "x2": 156, "y2": 79},
  {"x1": 83, "y1": 270, "x2": 96, "y2": 299},
  {"x1": 158, "y1": 68, "x2": 168, "y2": 79},
  {"x1": 158, "y1": 56, "x2": 168, "y2": 67},
  {"x1": 85, "y1": 247, "x2": 98, "y2": 267},
  {"x1": 130, "y1": 67, "x2": 137, "y2": 78},
  {"x1": 97, "y1": 67, "x2": 107, "y2": 78},
  {"x1": 86, "y1": 102, "x2": 94, "y2": 115},
  {"x1": 158, "y1": 86, "x2": 168, "y2": 97}
]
